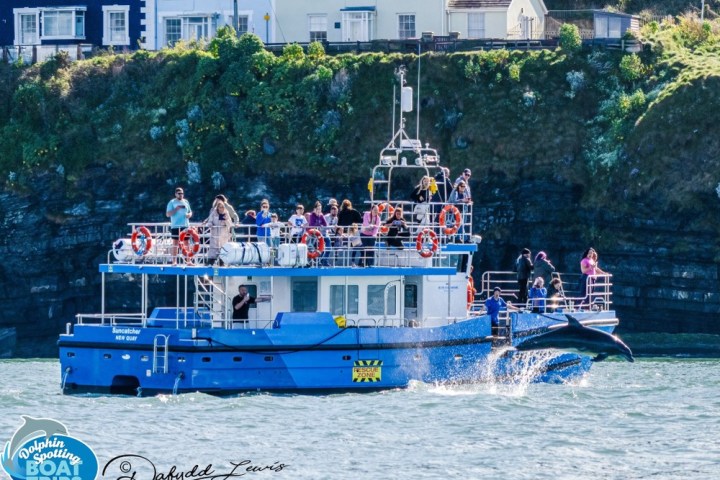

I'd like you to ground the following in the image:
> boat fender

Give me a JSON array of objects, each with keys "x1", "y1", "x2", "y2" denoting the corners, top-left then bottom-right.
[
  {"x1": 301, "y1": 228, "x2": 325, "y2": 259},
  {"x1": 179, "y1": 228, "x2": 200, "y2": 258},
  {"x1": 415, "y1": 228, "x2": 438, "y2": 258},
  {"x1": 439, "y1": 205, "x2": 462, "y2": 235},
  {"x1": 467, "y1": 277, "x2": 477, "y2": 309},
  {"x1": 334, "y1": 315, "x2": 347, "y2": 328},
  {"x1": 131, "y1": 226, "x2": 153, "y2": 256}
]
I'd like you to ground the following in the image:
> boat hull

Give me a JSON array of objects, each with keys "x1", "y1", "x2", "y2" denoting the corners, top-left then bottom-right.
[{"x1": 59, "y1": 311, "x2": 616, "y2": 395}]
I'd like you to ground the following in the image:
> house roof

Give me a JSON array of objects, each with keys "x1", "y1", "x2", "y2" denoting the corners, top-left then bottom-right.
[{"x1": 448, "y1": 0, "x2": 513, "y2": 8}]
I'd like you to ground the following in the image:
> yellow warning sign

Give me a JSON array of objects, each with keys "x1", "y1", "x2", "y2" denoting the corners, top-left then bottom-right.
[{"x1": 352, "y1": 360, "x2": 382, "y2": 382}]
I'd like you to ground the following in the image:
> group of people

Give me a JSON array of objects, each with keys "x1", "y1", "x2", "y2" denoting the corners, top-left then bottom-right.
[
  {"x1": 484, "y1": 247, "x2": 608, "y2": 326},
  {"x1": 166, "y1": 166, "x2": 474, "y2": 265}
]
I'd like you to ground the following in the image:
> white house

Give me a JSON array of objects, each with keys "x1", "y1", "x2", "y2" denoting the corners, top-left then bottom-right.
[
  {"x1": 142, "y1": 0, "x2": 276, "y2": 50},
  {"x1": 446, "y1": 0, "x2": 547, "y2": 40},
  {"x1": 272, "y1": 0, "x2": 447, "y2": 44}
]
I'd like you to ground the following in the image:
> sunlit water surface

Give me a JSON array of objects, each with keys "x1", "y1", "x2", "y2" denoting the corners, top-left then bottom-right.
[{"x1": 1, "y1": 358, "x2": 719, "y2": 479}]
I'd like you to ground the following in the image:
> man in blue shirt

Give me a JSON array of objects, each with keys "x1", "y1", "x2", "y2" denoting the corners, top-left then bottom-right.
[
  {"x1": 485, "y1": 287, "x2": 507, "y2": 327},
  {"x1": 166, "y1": 187, "x2": 192, "y2": 264}
]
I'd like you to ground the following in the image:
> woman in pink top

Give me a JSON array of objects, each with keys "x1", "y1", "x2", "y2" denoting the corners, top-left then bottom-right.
[
  {"x1": 580, "y1": 248, "x2": 605, "y2": 304},
  {"x1": 360, "y1": 205, "x2": 381, "y2": 267}
]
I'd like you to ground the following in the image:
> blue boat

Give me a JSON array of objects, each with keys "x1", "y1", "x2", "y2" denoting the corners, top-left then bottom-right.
[{"x1": 58, "y1": 69, "x2": 627, "y2": 395}]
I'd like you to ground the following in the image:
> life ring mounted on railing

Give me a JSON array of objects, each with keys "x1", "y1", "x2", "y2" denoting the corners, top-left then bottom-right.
[
  {"x1": 439, "y1": 205, "x2": 462, "y2": 235},
  {"x1": 378, "y1": 203, "x2": 395, "y2": 234},
  {"x1": 415, "y1": 228, "x2": 438, "y2": 258},
  {"x1": 179, "y1": 228, "x2": 200, "y2": 258},
  {"x1": 131, "y1": 226, "x2": 153, "y2": 256},
  {"x1": 301, "y1": 228, "x2": 325, "y2": 259}
]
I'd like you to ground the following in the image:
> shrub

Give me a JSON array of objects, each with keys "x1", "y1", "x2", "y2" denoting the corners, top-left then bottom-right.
[
  {"x1": 559, "y1": 24, "x2": 582, "y2": 54},
  {"x1": 619, "y1": 54, "x2": 645, "y2": 83}
]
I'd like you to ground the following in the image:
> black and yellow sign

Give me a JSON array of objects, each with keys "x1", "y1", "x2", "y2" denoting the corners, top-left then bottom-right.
[{"x1": 352, "y1": 360, "x2": 382, "y2": 382}]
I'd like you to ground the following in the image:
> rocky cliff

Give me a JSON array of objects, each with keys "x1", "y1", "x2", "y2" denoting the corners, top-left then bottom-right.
[{"x1": 1, "y1": 30, "x2": 719, "y2": 356}]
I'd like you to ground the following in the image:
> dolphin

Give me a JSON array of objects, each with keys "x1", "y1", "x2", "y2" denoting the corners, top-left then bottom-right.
[
  {"x1": 515, "y1": 314, "x2": 634, "y2": 362},
  {"x1": 3, "y1": 416, "x2": 68, "y2": 466}
]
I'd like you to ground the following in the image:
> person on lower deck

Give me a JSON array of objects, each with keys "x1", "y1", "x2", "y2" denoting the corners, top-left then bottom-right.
[
  {"x1": 528, "y1": 277, "x2": 547, "y2": 313},
  {"x1": 166, "y1": 187, "x2": 192, "y2": 265},
  {"x1": 485, "y1": 287, "x2": 507, "y2": 327},
  {"x1": 516, "y1": 248, "x2": 533, "y2": 304},
  {"x1": 232, "y1": 285, "x2": 269, "y2": 323}
]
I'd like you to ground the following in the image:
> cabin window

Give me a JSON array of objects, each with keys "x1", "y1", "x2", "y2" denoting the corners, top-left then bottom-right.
[
  {"x1": 398, "y1": 14, "x2": 416, "y2": 39},
  {"x1": 404, "y1": 285, "x2": 418, "y2": 309},
  {"x1": 330, "y1": 285, "x2": 359, "y2": 315},
  {"x1": 367, "y1": 285, "x2": 397, "y2": 316},
  {"x1": 467, "y1": 13, "x2": 485, "y2": 39},
  {"x1": 292, "y1": 279, "x2": 317, "y2": 312},
  {"x1": 608, "y1": 17, "x2": 622, "y2": 38},
  {"x1": 102, "y1": 6, "x2": 130, "y2": 46},
  {"x1": 308, "y1": 14, "x2": 327, "y2": 42}
]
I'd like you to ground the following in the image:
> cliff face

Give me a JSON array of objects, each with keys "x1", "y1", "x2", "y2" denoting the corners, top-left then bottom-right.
[{"x1": 1, "y1": 32, "x2": 719, "y2": 355}]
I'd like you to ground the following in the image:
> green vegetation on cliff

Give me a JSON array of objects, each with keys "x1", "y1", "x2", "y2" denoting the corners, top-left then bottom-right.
[{"x1": 0, "y1": 19, "x2": 719, "y2": 228}]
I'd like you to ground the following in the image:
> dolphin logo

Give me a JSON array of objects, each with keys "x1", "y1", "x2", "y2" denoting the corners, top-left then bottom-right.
[
  {"x1": 3, "y1": 416, "x2": 68, "y2": 468},
  {"x1": 515, "y1": 314, "x2": 634, "y2": 362}
]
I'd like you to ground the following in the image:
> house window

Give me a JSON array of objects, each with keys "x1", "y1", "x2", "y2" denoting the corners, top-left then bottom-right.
[
  {"x1": 17, "y1": 12, "x2": 39, "y2": 45},
  {"x1": 398, "y1": 14, "x2": 415, "y2": 39},
  {"x1": 341, "y1": 11, "x2": 374, "y2": 42},
  {"x1": 229, "y1": 15, "x2": 249, "y2": 34},
  {"x1": 102, "y1": 6, "x2": 130, "y2": 46},
  {"x1": 42, "y1": 8, "x2": 85, "y2": 39},
  {"x1": 468, "y1": 13, "x2": 485, "y2": 39},
  {"x1": 165, "y1": 18, "x2": 181, "y2": 46},
  {"x1": 308, "y1": 14, "x2": 327, "y2": 42},
  {"x1": 367, "y1": 285, "x2": 397, "y2": 316}
]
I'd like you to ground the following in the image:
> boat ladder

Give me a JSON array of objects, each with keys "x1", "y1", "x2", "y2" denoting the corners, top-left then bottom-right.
[
  {"x1": 492, "y1": 311, "x2": 512, "y2": 347},
  {"x1": 194, "y1": 276, "x2": 228, "y2": 326},
  {"x1": 153, "y1": 334, "x2": 169, "y2": 374}
]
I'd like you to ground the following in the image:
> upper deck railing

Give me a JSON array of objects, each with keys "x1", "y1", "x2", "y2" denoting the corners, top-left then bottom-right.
[{"x1": 110, "y1": 200, "x2": 476, "y2": 269}]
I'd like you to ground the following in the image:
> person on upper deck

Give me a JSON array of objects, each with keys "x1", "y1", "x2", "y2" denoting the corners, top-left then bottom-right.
[
  {"x1": 325, "y1": 204, "x2": 339, "y2": 231},
  {"x1": 240, "y1": 210, "x2": 257, "y2": 242},
  {"x1": 384, "y1": 208, "x2": 410, "y2": 248},
  {"x1": 212, "y1": 194, "x2": 239, "y2": 223},
  {"x1": 433, "y1": 167, "x2": 454, "y2": 203},
  {"x1": 256, "y1": 199, "x2": 272, "y2": 246},
  {"x1": 359, "y1": 205, "x2": 381, "y2": 267},
  {"x1": 166, "y1": 187, "x2": 192, "y2": 265},
  {"x1": 268, "y1": 213, "x2": 283, "y2": 248},
  {"x1": 411, "y1": 176, "x2": 433, "y2": 227},
  {"x1": 533, "y1": 251, "x2": 556, "y2": 288},
  {"x1": 516, "y1": 248, "x2": 533, "y2": 304},
  {"x1": 337, "y1": 199, "x2": 363, "y2": 227},
  {"x1": 347, "y1": 224, "x2": 362, "y2": 266},
  {"x1": 447, "y1": 180, "x2": 472, "y2": 243},
  {"x1": 288, "y1": 204, "x2": 308, "y2": 242},
  {"x1": 485, "y1": 287, "x2": 507, "y2": 327},
  {"x1": 203, "y1": 201, "x2": 233, "y2": 264},
  {"x1": 454, "y1": 168, "x2": 473, "y2": 200},
  {"x1": 528, "y1": 277, "x2": 547, "y2": 313},
  {"x1": 326, "y1": 198, "x2": 339, "y2": 214}
]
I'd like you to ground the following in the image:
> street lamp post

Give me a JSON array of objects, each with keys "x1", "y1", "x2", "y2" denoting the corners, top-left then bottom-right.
[
  {"x1": 701, "y1": 0, "x2": 705, "y2": 21},
  {"x1": 264, "y1": 12, "x2": 270, "y2": 43},
  {"x1": 233, "y1": 0, "x2": 239, "y2": 32}
]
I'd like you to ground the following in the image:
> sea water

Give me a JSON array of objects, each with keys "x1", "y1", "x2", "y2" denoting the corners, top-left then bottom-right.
[{"x1": 1, "y1": 358, "x2": 719, "y2": 480}]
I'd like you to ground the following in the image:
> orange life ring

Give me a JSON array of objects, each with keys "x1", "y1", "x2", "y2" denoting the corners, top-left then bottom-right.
[
  {"x1": 301, "y1": 228, "x2": 325, "y2": 259},
  {"x1": 439, "y1": 205, "x2": 462, "y2": 235},
  {"x1": 415, "y1": 228, "x2": 438, "y2": 258},
  {"x1": 179, "y1": 228, "x2": 200, "y2": 258},
  {"x1": 378, "y1": 203, "x2": 395, "y2": 234},
  {"x1": 131, "y1": 226, "x2": 153, "y2": 256}
]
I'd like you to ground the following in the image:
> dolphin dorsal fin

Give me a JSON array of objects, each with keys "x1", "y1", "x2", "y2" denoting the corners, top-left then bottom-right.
[{"x1": 564, "y1": 314, "x2": 583, "y2": 328}]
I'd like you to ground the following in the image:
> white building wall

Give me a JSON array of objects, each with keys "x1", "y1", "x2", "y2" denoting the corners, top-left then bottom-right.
[
  {"x1": 274, "y1": 0, "x2": 446, "y2": 44},
  {"x1": 144, "y1": 0, "x2": 275, "y2": 50}
]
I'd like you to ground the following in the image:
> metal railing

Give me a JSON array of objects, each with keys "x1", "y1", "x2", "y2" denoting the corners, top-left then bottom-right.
[
  {"x1": 478, "y1": 270, "x2": 613, "y2": 313},
  {"x1": 75, "y1": 313, "x2": 146, "y2": 326},
  {"x1": 110, "y1": 203, "x2": 475, "y2": 268}
]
